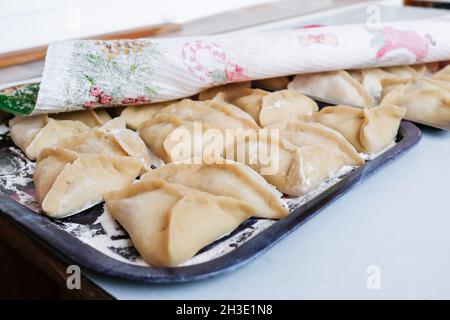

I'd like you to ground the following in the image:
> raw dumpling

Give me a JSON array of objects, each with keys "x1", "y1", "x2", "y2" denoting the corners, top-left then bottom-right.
[
  {"x1": 34, "y1": 147, "x2": 142, "y2": 218},
  {"x1": 223, "y1": 130, "x2": 352, "y2": 196},
  {"x1": 198, "y1": 81, "x2": 251, "y2": 101},
  {"x1": 308, "y1": 105, "x2": 406, "y2": 153},
  {"x1": 259, "y1": 90, "x2": 318, "y2": 127},
  {"x1": 51, "y1": 109, "x2": 112, "y2": 127},
  {"x1": 58, "y1": 118, "x2": 152, "y2": 172},
  {"x1": 141, "y1": 160, "x2": 288, "y2": 219},
  {"x1": 253, "y1": 76, "x2": 290, "y2": 90},
  {"x1": 157, "y1": 99, "x2": 259, "y2": 130},
  {"x1": 382, "y1": 65, "x2": 420, "y2": 81},
  {"x1": 105, "y1": 179, "x2": 254, "y2": 266},
  {"x1": 120, "y1": 103, "x2": 169, "y2": 130},
  {"x1": 288, "y1": 70, "x2": 376, "y2": 107},
  {"x1": 138, "y1": 114, "x2": 223, "y2": 163},
  {"x1": 211, "y1": 88, "x2": 317, "y2": 127},
  {"x1": 9, "y1": 115, "x2": 89, "y2": 160},
  {"x1": 225, "y1": 88, "x2": 269, "y2": 121},
  {"x1": 348, "y1": 68, "x2": 409, "y2": 100},
  {"x1": 380, "y1": 78, "x2": 450, "y2": 128},
  {"x1": 267, "y1": 121, "x2": 364, "y2": 166}
]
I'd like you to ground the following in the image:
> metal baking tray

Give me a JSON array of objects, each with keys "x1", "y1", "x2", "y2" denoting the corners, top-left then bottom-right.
[{"x1": 0, "y1": 118, "x2": 421, "y2": 283}]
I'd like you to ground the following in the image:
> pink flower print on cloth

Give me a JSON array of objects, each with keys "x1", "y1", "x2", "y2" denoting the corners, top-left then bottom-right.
[
  {"x1": 370, "y1": 27, "x2": 435, "y2": 62},
  {"x1": 298, "y1": 33, "x2": 338, "y2": 47},
  {"x1": 182, "y1": 40, "x2": 249, "y2": 85}
]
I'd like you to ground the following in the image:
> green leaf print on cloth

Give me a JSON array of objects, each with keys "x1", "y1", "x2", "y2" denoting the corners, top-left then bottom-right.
[{"x1": 0, "y1": 83, "x2": 39, "y2": 115}]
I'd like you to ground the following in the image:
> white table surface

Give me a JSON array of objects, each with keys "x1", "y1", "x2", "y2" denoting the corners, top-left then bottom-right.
[{"x1": 1, "y1": 2, "x2": 449, "y2": 299}]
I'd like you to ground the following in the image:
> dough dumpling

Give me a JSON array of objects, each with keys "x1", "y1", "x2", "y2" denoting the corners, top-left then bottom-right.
[
  {"x1": 198, "y1": 81, "x2": 251, "y2": 101},
  {"x1": 223, "y1": 130, "x2": 352, "y2": 196},
  {"x1": 259, "y1": 90, "x2": 318, "y2": 127},
  {"x1": 34, "y1": 147, "x2": 142, "y2": 218},
  {"x1": 288, "y1": 70, "x2": 376, "y2": 107},
  {"x1": 382, "y1": 65, "x2": 420, "y2": 81},
  {"x1": 120, "y1": 103, "x2": 166, "y2": 130},
  {"x1": 105, "y1": 179, "x2": 254, "y2": 267},
  {"x1": 349, "y1": 68, "x2": 409, "y2": 100},
  {"x1": 51, "y1": 109, "x2": 112, "y2": 127},
  {"x1": 380, "y1": 78, "x2": 450, "y2": 128},
  {"x1": 309, "y1": 105, "x2": 406, "y2": 153},
  {"x1": 58, "y1": 118, "x2": 151, "y2": 171},
  {"x1": 225, "y1": 88, "x2": 269, "y2": 121},
  {"x1": 9, "y1": 115, "x2": 89, "y2": 160},
  {"x1": 141, "y1": 160, "x2": 288, "y2": 219},
  {"x1": 158, "y1": 99, "x2": 259, "y2": 130},
  {"x1": 138, "y1": 114, "x2": 223, "y2": 163},
  {"x1": 267, "y1": 121, "x2": 364, "y2": 166}
]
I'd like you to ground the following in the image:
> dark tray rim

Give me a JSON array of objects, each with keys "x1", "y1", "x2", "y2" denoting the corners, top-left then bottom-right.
[{"x1": 0, "y1": 120, "x2": 421, "y2": 283}]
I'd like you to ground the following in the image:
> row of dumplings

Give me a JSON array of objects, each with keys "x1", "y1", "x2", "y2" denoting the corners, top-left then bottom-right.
[
  {"x1": 8, "y1": 83, "x2": 405, "y2": 266},
  {"x1": 287, "y1": 63, "x2": 450, "y2": 128}
]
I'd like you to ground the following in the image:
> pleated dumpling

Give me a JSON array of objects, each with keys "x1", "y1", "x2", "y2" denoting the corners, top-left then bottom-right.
[
  {"x1": 381, "y1": 78, "x2": 450, "y2": 126},
  {"x1": 120, "y1": 103, "x2": 166, "y2": 130},
  {"x1": 223, "y1": 130, "x2": 351, "y2": 196},
  {"x1": 158, "y1": 99, "x2": 258, "y2": 130},
  {"x1": 34, "y1": 147, "x2": 142, "y2": 218},
  {"x1": 58, "y1": 118, "x2": 151, "y2": 171},
  {"x1": 348, "y1": 68, "x2": 409, "y2": 100},
  {"x1": 138, "y1": 114, "x2": 222, "y2": 163},
  {"x1": 9, "y1": 115, "x2": 89, "y2": 160},
  {"x1": 198, "y1": 81, "x2": 251, "y2": 101},
  {"x1": 51, "y1": 109, "x2": 112, "y2": 127},
  {"x1": 382, "y1": 65, "x2": 421, "y2": 81},
  {"x1": 309, "y1": 105, "x2": 406, "y2": 153},
  {"x1": 141, "y1": 160, "x2": 288, "y2": 219},
  {"x1": 105, "y1": 179, "x2": 254, "y2": 267},
  {"x1": 224, "y1": 88, "x2": 269, "y2": 121},
  {"x1": 259, "y1": 90, "x2": 318, "y2": 127},
  {"x1": 288, "y1": 70, "x2": 376, "y2": 107},
  {"x1": 380, "y1": 78, "x2": 450, "y2": 128},
  {"x1": 267, "y1": 121, "x2": 364, "y2": 166},
  {"x1": 210, "y1": 88, "x2": 317, "y2": 127}
]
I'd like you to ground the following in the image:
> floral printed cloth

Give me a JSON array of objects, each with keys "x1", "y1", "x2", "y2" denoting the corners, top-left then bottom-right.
[{"x1": 14, "y1": 15, "x2": 450, "y2": 114}]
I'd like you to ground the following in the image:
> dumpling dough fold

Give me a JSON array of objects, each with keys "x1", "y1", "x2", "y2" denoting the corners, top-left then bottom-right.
[
  {"x1": 288, "y1": 70, "x2": 376, "y2": 107},
  {"x1": 308, "y1": 105, "x2": 406, "y2": 153},
  {"x1": 267, "y1": 121, "x2": 364, "y2": 166},
  {"x1": 138, "y1": 114, "x2": 224, "y2": 163},
  {"x1": 141, "y1": 159, "x2": 288, "y2": 219},
  {"x1": 105, "y1": 179, "x2": 254, "y2": 267},
  {"x1": 224, "y1": 130, "x2": 358, "y2": 196},
  {"x1": 380, "y1": 78, "x2": 450, "y2": 128},
  {"x1": 119, "y1": 103, "x2": 168, "y2": 130},
  {"x1": 58, "y1": 117, "x2": 151, "y2": 172},
  {"x1": 34, "y1": 147, "x2": 142, "y2": 218},
  {"x1": 9, "y1": 115, "x2": 89, "y2": 160},
  {"x1": 259, "y1": 90, "x2": 318, "y2": 127},
  {"x1": 198, "y1": 81, "x2": 251, "y2": 101},
  {"x1": 157, "y1": 99, "x2": 259, "y2": 130},
  {"x1": 51, "y1": 109, "x2": 112, "y2": 127}
]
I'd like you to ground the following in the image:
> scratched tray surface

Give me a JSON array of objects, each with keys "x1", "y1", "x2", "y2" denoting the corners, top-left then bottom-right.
[{"x1": 0, "y1": 121, "x2": 421, "y2": 282}]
